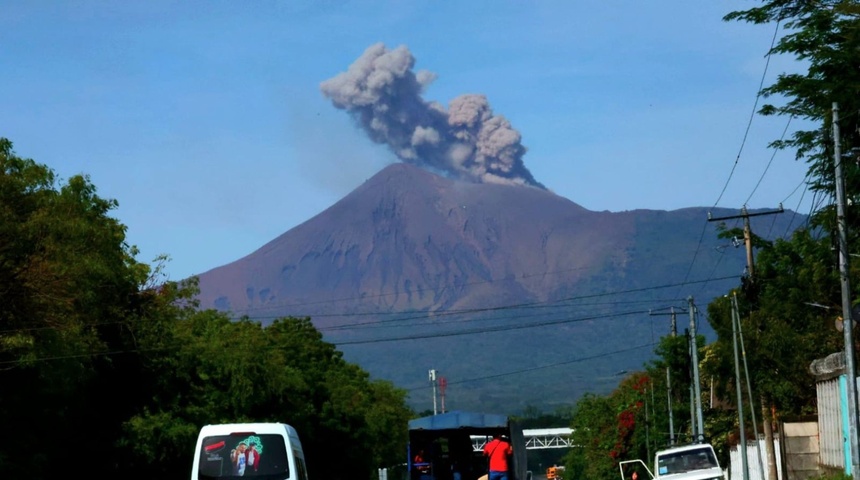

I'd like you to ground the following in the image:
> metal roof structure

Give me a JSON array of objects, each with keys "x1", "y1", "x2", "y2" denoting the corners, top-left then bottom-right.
[{"x1": 408, "y1": 411, "x2": 509, "y2": 431}]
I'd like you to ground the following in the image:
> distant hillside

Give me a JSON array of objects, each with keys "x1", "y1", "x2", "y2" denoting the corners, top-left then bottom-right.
[{"x1": 194, "y1": 163, "x2": 806, "y2": 413}]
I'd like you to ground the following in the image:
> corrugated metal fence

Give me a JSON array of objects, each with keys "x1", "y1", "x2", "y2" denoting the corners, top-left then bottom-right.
[
  {"x1": 817, "y1": 376, "x2": 844, "y2": 470},
  {"x1": 728, "y1": 437, "x2": 783, "y2": 480}
]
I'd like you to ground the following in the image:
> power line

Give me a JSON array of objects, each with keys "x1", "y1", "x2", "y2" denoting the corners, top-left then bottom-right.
[
  {"x1": 713, "y1": 18, "x2": 782, "y2": 208},
  {"x1": 0, "y1": 309, "x2": 654, "y2": 365},
  {"x1": 745, "y1": 115, "x2": 795, "y2": 206},
  {"x1": 781, "y1": 174, "x2": 811, "y2": 237},
  {"x1": 323, "y1": 298, "x2": 687, "y2": 332},
  {"x1": 334, "y1": 309, "x2": 652, "y2": 346},
  {"x1": 679, "y1": 20, "x2": 784, "y2": 297},
  {"x1": 224, "y1": 265, "x2": 594, "y2": 315},
  {"x1": 246, "y1": 275, "x2": 739, "y2": 328},
  {"x1": 0, "y1": 276, "x2": 741, "y2": 365},
  {"x1": 0, "y1": 344, "x2": 177, "y2": 366},
  {"x1": 404, "y1": 342, "x2": 655, "y2": 392},
  {"x1": 0, "y1": 276, "x2": 739, "y2": 338}
]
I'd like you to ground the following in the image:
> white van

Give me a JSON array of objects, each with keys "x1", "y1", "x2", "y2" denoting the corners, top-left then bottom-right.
[
  {"x1": 191, "y1": 422, "x2": 310, "y2": 480},
  {"x1": 619, "y1": 443, "x2": 722, "y2": 480},
  {"x1": 653, "y1": 443, "x2": 722, "y2": 480}
]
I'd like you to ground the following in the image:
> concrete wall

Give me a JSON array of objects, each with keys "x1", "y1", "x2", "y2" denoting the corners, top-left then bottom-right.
[{"x1": 780, "y1": 421, "x2": 820, "y2": 480}]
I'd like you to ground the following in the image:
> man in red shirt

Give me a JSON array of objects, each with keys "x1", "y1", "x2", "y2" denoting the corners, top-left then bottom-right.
[
  {"x1": 414, "y1": 448, "x2": 431, "y2": 478},
  {"x1": 483, "y1": 434, "x2": 513, "y2": 480}
]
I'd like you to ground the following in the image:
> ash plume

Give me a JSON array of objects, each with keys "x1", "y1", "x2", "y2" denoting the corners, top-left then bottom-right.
[{"x1": 320, "y1": 43, "x2": 545, "y2": 189}]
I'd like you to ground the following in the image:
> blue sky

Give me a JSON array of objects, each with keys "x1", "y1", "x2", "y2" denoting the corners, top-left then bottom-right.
[{"x1": 1, "y1": 1, "x2": 814, "y2": 282}]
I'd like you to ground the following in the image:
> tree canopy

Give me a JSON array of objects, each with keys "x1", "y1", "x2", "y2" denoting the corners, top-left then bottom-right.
[
  {"x1": 565, "y1": 3, "x2": 860, "y2": 477},
  {"x1": 0, "y1": 138, "x2": 414, "y2": 480}
]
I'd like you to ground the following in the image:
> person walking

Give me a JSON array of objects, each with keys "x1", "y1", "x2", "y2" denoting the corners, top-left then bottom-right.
[{"x1": 483, "y1": 434, "x2": 512, "y2": 480}]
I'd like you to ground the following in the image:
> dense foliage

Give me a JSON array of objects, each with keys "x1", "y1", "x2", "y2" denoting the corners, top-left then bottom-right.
[
  {"x1": 563, "y1": 2, "x2": 860, "y2": 478},
  {"x1": 564, "y1": 334, "x2": 705, "y2": 479},
  {"x1": 705, "y1": 0, "x2": 860, "y2": 447},
  {"x1": 0, "y1": 138, "x2": 413, "y2": 480}
]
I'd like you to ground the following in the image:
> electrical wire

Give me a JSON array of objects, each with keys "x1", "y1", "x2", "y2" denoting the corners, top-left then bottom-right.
[
  {"x1": 0, "y1": 275, "x2": 738, "y2": 337},
  {"x1": 220, "y1": 265, "x2": 594, "y2": 315},
  {"x1": 745, "y1": 115, "x2": 794, "y2": 206},
  {"x1": 333, "y1": 308, "x2": 649, "y2": 346},
  {"x1": 713, "y1": 18, "x2": 782, "y2": 208},
  {"x1": 241, "y1": 275, "x2": 738, "y2": 327},
  {"x1": 404, "y1": 342, "x2": 655, "y2": 392},
  {"x1": 677, "y1": 20, "x2": 783, "y2": 299}
]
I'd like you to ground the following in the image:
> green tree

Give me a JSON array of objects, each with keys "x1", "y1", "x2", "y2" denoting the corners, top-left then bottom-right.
[
  {"x1": 565, "y1": 372, "x2": 654, "y2": 480},
  {"x1": 724, "y1": 1, "x2": 860, "y2": 202},
  {"x1": 121, "y1": 310, "x2": 413, "y2": 480},
  {"x1": 0, "y1": 138, "x2": 414, "y2": 480},
  {"x1": 649, "y1": 334, "x2": 696, "y2": 446},
  {"x1": 0, "y1": 138, "x2": 159, "y2": 478},
  {"x1": 563, "y1": 327, "x2": 721, "y2": 480},
  {"x1": 566, "y1": 392, "x2": 618, "y2": 480},
  {"x1": 694, "y1": 0, "x2": 860, "y2": 459},
  {"x1": 704, "y1": 229, "x2": 844, "y2": 416}
]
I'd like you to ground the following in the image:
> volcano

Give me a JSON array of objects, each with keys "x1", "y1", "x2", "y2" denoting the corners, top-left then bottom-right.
[{"x1": 194, "y1": 163, "x2": 803, "y2": 412}]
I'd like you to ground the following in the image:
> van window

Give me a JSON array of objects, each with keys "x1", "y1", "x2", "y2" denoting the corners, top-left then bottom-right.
[
  {"x1": 198, "y1": 433, "x2": 290, "y2": 479},
  {"x1": 656, "y1": 447, "x2": 719, "y2": 476},
  {"x1": 295, "y1": 456, "x2": 308, "y2": 480}
]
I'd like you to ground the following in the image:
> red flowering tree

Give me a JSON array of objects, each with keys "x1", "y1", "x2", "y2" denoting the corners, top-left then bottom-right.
[{"x1": 567, "y1": 372, "x2": 653, "y2": 480}]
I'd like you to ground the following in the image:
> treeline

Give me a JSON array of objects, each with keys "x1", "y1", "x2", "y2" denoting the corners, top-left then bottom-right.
[
  {"x1": 0, "y1": 138, "x2": 413, "y2": 479},
  {"x1": 563, "y1": 2, "x2": 860, "y2": 479}
]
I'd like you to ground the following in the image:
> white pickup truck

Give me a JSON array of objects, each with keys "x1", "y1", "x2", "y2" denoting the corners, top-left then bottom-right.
[{"x1": 620, "y1": 443, "x2": 724, "y2": 480}]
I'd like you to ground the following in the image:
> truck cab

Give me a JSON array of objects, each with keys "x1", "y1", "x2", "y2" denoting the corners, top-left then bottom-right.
[
  {"x1": 619, "y1": 443, "x2": 722, "y2": 480},
  {"x1": 653, "y1": 443, "x2": 722, "y2": 480}
]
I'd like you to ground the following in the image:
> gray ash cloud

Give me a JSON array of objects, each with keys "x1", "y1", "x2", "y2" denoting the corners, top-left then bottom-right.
[{"x1": 320, "y1": 43, "x2": 544, "y2": 189}]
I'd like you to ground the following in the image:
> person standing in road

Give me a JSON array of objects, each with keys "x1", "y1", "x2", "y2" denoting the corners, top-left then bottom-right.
[{"x1": 483, "y1": 434, "x2": 512, "y2": 480}]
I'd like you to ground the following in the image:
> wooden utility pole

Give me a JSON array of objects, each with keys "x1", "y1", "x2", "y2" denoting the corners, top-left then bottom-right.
[
  {"x1": 650, "y1": 307, "x2": 684, "y2": 445},
  {"x1": 708, "y1": 205, "x2": 783, "y2": 480},
  {"x1": 731, "y1": 293, "x2": 749, "y2": 480},
  {"x1": 688, "y1": 297, "x2": 705, "y2": 443},
  {"x1": 832, "y1": 102, "x2": 860, "y2": 480},
  {"x1": 708, "y1": 205, "x2": 784, "y2": 278}
]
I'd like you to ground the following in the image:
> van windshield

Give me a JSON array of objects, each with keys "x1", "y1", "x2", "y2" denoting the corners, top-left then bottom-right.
[
  {"x1": 657, "y1": 447, "x2": 719, "y2": 476},
  {"x1": 198, "y1": 433, "x2": 290, "y2": 479}
]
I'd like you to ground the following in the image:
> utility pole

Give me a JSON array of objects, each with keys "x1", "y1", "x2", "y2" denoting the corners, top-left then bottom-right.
[
  {"x1": 439, "y1": 376, "x2": 447, "y2": 414},
  {"x1": 708, "y1": 205, "x2": 783, "y2": 480},
  {"x1": 688, "y1": 297, "x2": 705, "y2": 443},
  {"x1": 708, "y1": 205, "x2": 785, "y2": 280},
  {"x1": 650, "y1": 307, "x2": 682, "y2": 445},
  {"x1": 736, "y1": 291, "x2": 767, "y2": 480},
  {"x1": 731, "y1": 293, "x2": 750, "y2": 480},
  {"x1": 688, "y1": 344, "x2": 696, "y2": 444},
  {"x1": 669, "y1": 308, "x2": 676, "y2": 446},
  {"x1": 833, "y1": 102, "x2": 860, "y2": 479},
  {"x1": 429, "y1": 369, "x2": 438, "y2": 415}
]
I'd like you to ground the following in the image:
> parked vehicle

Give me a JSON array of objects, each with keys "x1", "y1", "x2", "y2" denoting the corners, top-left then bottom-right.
[
  {"x1": 407, "y1": 411, "x2": 530, "y2": 480},
  {"x1": 619, "y1": 443, "x2": 723, "y2": 480},
  {"x1": 651, "y1": 443, "x2": 722, "y2": 480},
  {"x1": 191, "y1": 422, "x2": 309, "y2": 480}
]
